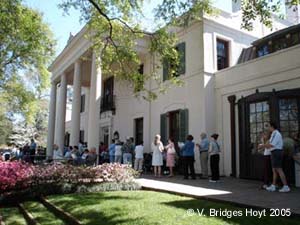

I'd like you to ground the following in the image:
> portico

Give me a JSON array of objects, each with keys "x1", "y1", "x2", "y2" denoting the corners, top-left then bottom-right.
[{"x1": 47, "y1": 26, "x2": 102, "y2": 158}]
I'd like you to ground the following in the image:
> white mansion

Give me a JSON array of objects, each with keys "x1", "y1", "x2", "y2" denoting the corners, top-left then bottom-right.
[{"x1": 47, "y1": 1, "x2": 300, "y2": 185}]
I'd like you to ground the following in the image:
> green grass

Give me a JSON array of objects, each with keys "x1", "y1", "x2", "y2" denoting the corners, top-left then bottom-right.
[
  {"x1": 47, "y1": 190, "x2": 300, "y2": 225},
  {"x1": 0, "y1": 207, "x2": 26, "y2": 225},
  {"x1": 23, "y1": 201, "x2": 65, "y2": 225}
]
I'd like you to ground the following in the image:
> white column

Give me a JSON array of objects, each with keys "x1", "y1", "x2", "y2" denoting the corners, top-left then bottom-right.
[
  {"x1": 57, "y1": 73, "x2": 67, "y2": 152},
  {"x1": 46, "y1": 82, "x2": 57, "y2": 158},
  {"x1": 70, "y1": 60, "x2": 82, "y2": 146},
  {"x1": 88, "y1": 52, "x2": 102, "y2": 150},
  {"x1": 54, "y1": 86, "x2": 60, "y2": 144}
]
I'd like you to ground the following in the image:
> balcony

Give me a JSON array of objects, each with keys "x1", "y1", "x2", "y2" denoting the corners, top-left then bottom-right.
[{"x1": 100, "y1": 94, "x2": 116, "y2": 114}]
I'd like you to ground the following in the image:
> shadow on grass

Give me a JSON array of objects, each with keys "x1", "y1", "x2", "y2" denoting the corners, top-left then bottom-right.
[
  {"x1": 48, "y1": 192, "x2": 144, "y2": 225},
  {"x1": 49, "y1": 192, "x2": 142, "y2": 205},
  {"x1": 24, "y1": 201, "x2": 65, "y2": 225},
  {"x1": 67, "y1": 208, "x2": 144, "y2": 225},
  {"x1": 0, "y1": 207, "x2": 27, "y2": 225},
  {"x1": 162, "y1": 198, "x2": 299, "y2": 225}
]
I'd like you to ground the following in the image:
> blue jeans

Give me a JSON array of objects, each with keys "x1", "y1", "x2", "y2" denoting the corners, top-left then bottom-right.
[
  {"x1": 110, "y1": 155, "x2": 115, "y2": 163},
  {"x1": 123, "y1": 153, "x2": 132, "y2": 165}
]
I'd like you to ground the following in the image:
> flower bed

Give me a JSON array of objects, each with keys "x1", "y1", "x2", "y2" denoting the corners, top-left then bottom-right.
[{"x1": 0, "y1": 162, "x2": 140, "y2": 204}]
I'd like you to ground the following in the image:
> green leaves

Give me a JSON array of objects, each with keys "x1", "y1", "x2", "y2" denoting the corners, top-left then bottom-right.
[
  {"x1": 241, "y1": 0, "x2": 282, "y2": 30},
  {"x1": 59, "y1": 0, "x2": 296, "y2": 101},
  {"x1": 0, "y1": 1, "x2": 55, "y2": 82},
  {"x1": 0, "y1": 0, "x2": 55, "y2": 145}
]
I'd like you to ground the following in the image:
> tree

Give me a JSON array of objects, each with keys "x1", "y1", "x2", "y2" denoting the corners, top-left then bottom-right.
[
  {"x1": 0, "y1": 0, "x2": 55, "y2": 146},
  {"x1": 9, "y1": 123, "x2": 35, "y2": 147},
  {"x1": 0, "y1": 110, "x2": 13, "y2": 146},
  {"x1": 59, "y1": 0, "x2": 297, "y2": 100},
  {"x1": 0, "y1": 0, "x2": 54, "y2": 84}
]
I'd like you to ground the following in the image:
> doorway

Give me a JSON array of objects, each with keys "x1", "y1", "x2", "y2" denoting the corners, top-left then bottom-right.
[{"x1": 238, "y1": 89, "x2": 299, "y2": 184}]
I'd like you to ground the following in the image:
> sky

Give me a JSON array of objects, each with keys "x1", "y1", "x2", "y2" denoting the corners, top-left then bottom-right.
[{"x1": 23, "y1": 0, "x2": 232, "y2": 56}]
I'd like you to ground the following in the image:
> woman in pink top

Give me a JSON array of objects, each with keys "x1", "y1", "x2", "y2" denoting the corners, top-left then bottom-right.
[{"x1": 165, "y1": 138, "x2": 176, "y2": 177}]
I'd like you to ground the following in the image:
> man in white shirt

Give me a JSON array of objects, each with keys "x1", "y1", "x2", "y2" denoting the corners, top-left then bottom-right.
[
  {"x1": 261, "y1": 122, "x2": 290, "y2": 193},
  {"x1": 53, "y1": 144, "x2": 63, "y2": 161},
  {"x1": 134, "y1": 141, "x2": 144, "y2": 172}
]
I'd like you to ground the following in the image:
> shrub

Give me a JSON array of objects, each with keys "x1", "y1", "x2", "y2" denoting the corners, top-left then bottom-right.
[
  {"x1": 0, "y1": 162, "x2": 35, "y2": 193},
  {"x1": 0, "y1": 162, "x2": 139, "y2": 195}
]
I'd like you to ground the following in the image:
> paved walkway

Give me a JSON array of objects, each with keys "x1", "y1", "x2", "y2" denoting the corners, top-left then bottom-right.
[{"x1": 136, "y1": 175, "x2": 300, "y2": 215}]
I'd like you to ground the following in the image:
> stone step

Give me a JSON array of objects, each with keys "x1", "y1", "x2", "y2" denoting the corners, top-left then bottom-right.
[
  {"x1": 39, "y1": 197, "x2": 82, "y2": 225},
  {"x1": 18, "y1": 203, "x2": 38, "y2": 225},
  {"x1": 23, "y1": 201, "x2": 65, "y2": 225}
]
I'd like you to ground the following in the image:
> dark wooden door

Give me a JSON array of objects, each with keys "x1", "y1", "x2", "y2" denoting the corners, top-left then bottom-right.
[
  {"x1": 169, "y1": 110, "x2": 180, "y2": 142},
  {"x1": 239, "y1": 98, "x2": 271, "y2": 180},
  {"x1": 238, "y1": 89, "x2": 299, "y2": 184}
]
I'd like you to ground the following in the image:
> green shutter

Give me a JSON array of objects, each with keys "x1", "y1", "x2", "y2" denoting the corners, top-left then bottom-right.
[
  {"x1": 163, "y1": 59, "x2": 169, "y2": 81},
  {"x1": 179, "y1": 108, "x2": 189, "y2": 142},
  {"x1": 177, "y1": 42, "x2": 186, "y2": 75},
  {"x1": 160, "y1": 113, "x2": 167, "y2": 144}
]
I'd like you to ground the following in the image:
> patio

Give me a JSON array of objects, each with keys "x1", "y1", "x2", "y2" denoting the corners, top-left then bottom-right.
[{"x1": 137, "y1": 175, "x2": 300, "y2": 216}]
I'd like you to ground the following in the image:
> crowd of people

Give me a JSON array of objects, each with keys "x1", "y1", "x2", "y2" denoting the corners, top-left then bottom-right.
[
  {"x1": 3, "y1": 120, "x2": 297, "y2": 193},
  {"x1": 53, "y1": 133, "x2": 222, "y2": 183},
  {"x1": 1, "y1": 139, "x2": 45, "y2": 163},
  {"x1": 149, "y1": 133, "x2": 221, "y2": 182},
  {"x1": 53, "y1": 144, "x2": 98, "y2": 166}
]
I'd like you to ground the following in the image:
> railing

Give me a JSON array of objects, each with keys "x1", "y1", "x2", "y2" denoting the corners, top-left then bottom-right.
[
  {"x1": 100, "y1": 94, "x2": 116, "y2": 113},
  {"x1": 3, "y1": 154, "x2": 102, "y2": 167}
]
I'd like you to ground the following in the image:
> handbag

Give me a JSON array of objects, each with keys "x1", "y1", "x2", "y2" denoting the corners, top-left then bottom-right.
[{"x1": 168, "y1": 146, "x2": 176, "y2": 154}]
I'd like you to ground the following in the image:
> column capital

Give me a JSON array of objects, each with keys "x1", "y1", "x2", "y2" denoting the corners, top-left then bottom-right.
[
  {"x1": 228, "y1": 95, "x2": 236, "y2": 104},
  {"x1": 75, "y1": 58, "x2": 82, "y2": 65},
  {"x1": 50, "y1": 81, "x2": 58, "y2": 87}
]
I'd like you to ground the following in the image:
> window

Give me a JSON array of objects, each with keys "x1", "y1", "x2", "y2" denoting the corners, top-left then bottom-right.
[
  {"x1": 256, "y1": 32, "x2": 300, "y2": 59},
  {"x1": 249, "y1": 101, "x2": 270, "y2": 154},
  {"x1": 65, "y1": 132, "x2": 70, "y2": 146},
  {"x1": 163, "y1": 42, "x2": 186, "y2": 81},
  {"x1": 79, "y1": 130, "x2": 85, "y2": 143},
  {"x1": 257, "y1": 44, "x2": 269, "y2": 57},
  {"x1": 135, "y1": 118, "x2": 143, "y2": 145},
  {"x1": 80, "y1": 94, "x2": 85, "y2": 113},
  {"x1": 135, "y1": 64, "x2": 144, "y2": 92},
  {"x1": 138, "y1": 64, "x2": 144, "y2": 75},
  {"x1": 217, "y1": 39, "x2": 229, "y2": 70},
  {"x1": 101, "y1": 77, "x2": 115, "y2": 113},
  {"x1": 279, "y1": 98, "x2": 299, "y2": 138},
  {"x1": 291, "y1": 32, "x2": 300, "y2": 46},
  {"x1": 272, "y1": 37, "x2": 288, "y2": 51},
  {"x1": 160, "y1": 109, "x2": 188, "y2": 144}
]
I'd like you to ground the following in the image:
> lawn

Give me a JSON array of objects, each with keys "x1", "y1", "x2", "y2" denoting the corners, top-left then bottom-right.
[
  {"x1": 0, "y1": 207, "x2": 26, "y2": 225},
  {"x1": 47, "y1": 190, "x2": 299, "y2": 225}
]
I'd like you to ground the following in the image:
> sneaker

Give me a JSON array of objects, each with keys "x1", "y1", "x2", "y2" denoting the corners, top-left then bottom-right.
[
  {"x1": 261, "y1": 184, "x2": 268, "y2": 189},
  {"x1": 279, "y1": 185, "x2": 290, "y2": 193},
  {"x1": 209, "y1": 179, "x2": 217, "y2": 183},
  {"x1": 266, "y1": 184, "x2": 276, "y2": 192}
]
